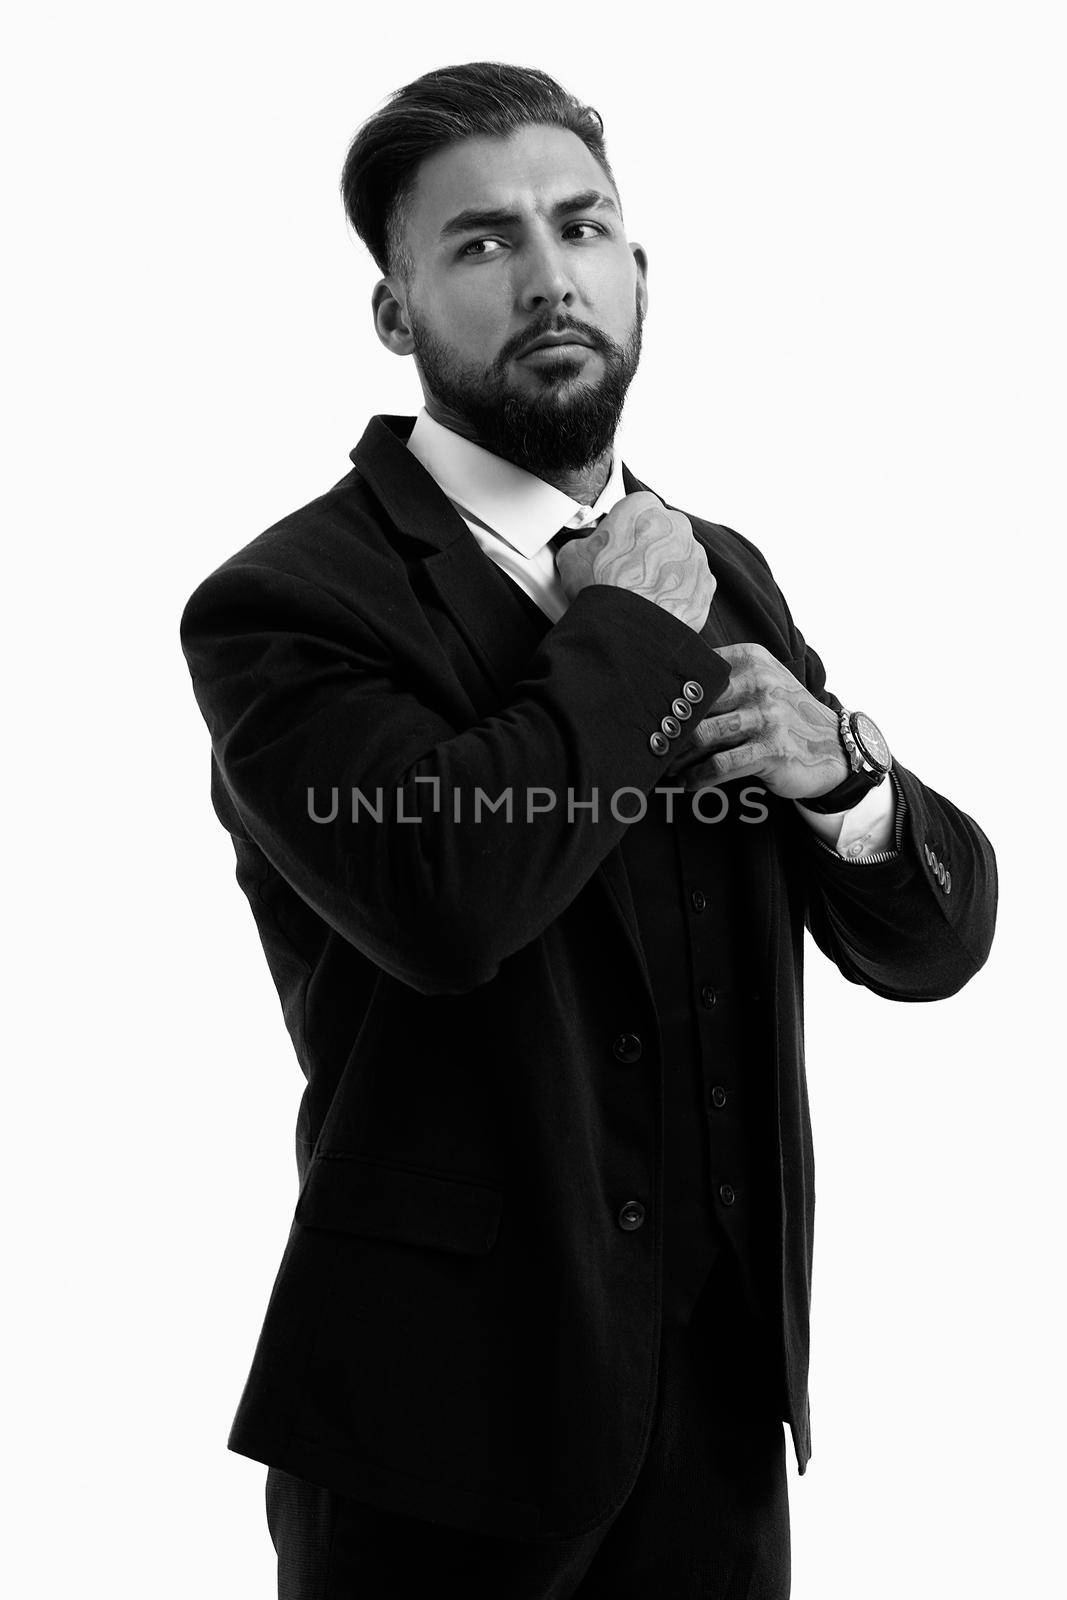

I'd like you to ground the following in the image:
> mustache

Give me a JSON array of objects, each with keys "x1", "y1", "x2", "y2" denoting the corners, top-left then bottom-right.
[{"x1": 494, "y1": 317, "x2": 617, "y2": 370}]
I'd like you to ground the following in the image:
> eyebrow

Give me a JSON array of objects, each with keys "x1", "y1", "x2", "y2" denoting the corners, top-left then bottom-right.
[{"x1": 438, "y1": 189, "x2": 621, "y2": 240}]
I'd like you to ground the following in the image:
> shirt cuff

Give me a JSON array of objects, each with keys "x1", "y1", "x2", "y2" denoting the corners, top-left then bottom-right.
[{"x1": 793, "y1": 775, "x2": 897, "y2": 859}]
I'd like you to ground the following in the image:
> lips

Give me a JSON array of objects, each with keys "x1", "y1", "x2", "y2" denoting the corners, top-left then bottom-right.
[{"x1": 516, "y1": 332, "x2": 595, "y2": 358}]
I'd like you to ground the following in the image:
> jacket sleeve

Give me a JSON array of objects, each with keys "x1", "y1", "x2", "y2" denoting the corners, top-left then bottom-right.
[
  {"x1": 787, "y1": 617, "x2": 997, "y2": 1002},
  {"x1": 180, "y1": 559, "x2": 731, "y2": 996}
]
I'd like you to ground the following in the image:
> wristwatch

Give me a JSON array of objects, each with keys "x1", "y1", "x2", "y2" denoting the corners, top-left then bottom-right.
[
  {"x1": 841, "y1": 710, "x2": 892, "y2": 780},
  {"x1": 797, "y1": 709, "x2": 892, "y2": 814}
]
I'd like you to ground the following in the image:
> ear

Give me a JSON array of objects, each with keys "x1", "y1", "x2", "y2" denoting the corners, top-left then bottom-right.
[
  {"x1": 630, "y1": 244, "x2": 649, "y2": 320},
  {"x1": 372, "y1": 278, "x2": 415, "y2": 356}
]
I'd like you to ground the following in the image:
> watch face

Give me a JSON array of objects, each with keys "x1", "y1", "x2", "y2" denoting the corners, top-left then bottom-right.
[{"x1": 852, "y1": 712, "x2": 892, "y2": 774}]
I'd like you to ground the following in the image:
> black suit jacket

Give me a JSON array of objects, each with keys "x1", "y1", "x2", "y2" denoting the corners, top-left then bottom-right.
[{"x1": 179, "y1": 414, "x2": 997, "y2": 1541}]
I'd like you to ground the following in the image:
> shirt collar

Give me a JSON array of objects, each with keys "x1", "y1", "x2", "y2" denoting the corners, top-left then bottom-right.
[{"x1": 406, "y1": 408, "x2": 628, "y2": 558}]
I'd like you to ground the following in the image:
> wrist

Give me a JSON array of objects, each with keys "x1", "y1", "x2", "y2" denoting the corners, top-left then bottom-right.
[
  {"x1": 796, "y1": 707, "x2": 892, "y2": 814},
  {"x1": 796, "y1": 768, "x2": 886, "y2": 814}
]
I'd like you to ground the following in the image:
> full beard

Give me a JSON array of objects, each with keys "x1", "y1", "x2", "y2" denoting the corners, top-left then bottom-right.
[{"x1": 408, "y1": 300, "x2": 644, "y2": 476}]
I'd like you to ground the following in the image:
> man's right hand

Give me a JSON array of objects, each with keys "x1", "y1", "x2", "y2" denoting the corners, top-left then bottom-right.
[{"x1": 554, "y1": 490, "x2": 716, "y2": 633}]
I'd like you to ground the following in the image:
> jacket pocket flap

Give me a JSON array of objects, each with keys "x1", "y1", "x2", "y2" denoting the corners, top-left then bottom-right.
[{"x1": 295, "y1": 1154, "x2": 503, "y2": 1255}]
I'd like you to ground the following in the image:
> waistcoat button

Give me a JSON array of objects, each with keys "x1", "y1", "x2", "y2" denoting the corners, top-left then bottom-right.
[
  {"x1": 618, "y1": 1200, "x2": 646, "y2": 1231},
  {"x1": 710, "y1": 1085, "x2": 727, "y2": 1109},
  {"x1": 612, "y1": 1033, "x2": 643, "y2": 1064},
  {"x1": 718, "y1": 1183, "x2": 737, "y2": 1206}
]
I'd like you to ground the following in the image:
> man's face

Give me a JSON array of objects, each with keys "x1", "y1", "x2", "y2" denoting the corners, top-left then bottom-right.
[{"x1": 380, "y1": 124, "x2": 648, "y2": 476}]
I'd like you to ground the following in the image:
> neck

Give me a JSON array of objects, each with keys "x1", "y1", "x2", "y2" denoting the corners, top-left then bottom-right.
[
  {"x1": 421, "y1": 395, "x2": 614, "y2": 507},
  {"x1": 537, "y1": 449, "x2": 614, "y2": 505}
]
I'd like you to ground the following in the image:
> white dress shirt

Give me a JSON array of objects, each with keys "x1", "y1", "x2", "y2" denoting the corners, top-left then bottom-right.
[{"x1": 407, "y1": 408, "x2": 897, "y2": 860}]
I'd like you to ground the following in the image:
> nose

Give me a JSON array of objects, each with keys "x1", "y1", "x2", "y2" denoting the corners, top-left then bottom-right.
[{"x1": 516, "y1": 233, "x2": 576, "y2": 314}]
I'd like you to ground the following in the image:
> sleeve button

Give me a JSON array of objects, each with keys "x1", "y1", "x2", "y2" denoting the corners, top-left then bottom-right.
[
  {"x1": 649, "y1": 731, "x2": 670, "y2": 755},
  {"x1": 661, "y1": 715, "x2": 681, "y2": 738},
  {"x1": 683, "y1": 681, "x2": 704, "y2": 703},
  {"x1": 671, "y1": 698, "x2": 692, "y2": 720}
]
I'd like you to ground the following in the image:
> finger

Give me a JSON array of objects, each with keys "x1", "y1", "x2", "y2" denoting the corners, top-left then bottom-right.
[
  {"x1": 691, "y1": 666, "x2": 754, "y2": 717},
  {"x1": 692, "y1": 705, "x2": 763, "y2": 750},
  {"x1": 555, "y1": 526, "x2": 603, "y2": 569},
  {"x1": 696, "y1": 740, "x2": 775, "y2": 784},
  {"x1": 631, "y1": 502, "x2": 680, "y2": 546},
  {"x1": 713, "y1": 643, "x2": 756, "y2": 669},
  {"x1": 704, "y1": 644, "x2": 766, "y2": 713},
  {"x1": 602, "y1": 490, "x2": 662, "y2": 528},
  {"x1": 713, "y1": 642, "x2": 785, "y2": 686},
  {"x1": 555, "y1": 522, "x2": 608, "y2": 572}
]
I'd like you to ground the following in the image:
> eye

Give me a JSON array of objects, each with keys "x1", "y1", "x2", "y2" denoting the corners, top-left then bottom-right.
[
  {"x1": 563, "y1": 221, "x2": 605, "y2": 240},
  {"x1": 461, "y1": 238, "x2": 506, "y2": 258}
]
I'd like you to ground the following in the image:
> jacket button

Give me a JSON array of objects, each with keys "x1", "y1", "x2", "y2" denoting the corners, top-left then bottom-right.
[
  {"x1": 710, "y1": 1085, "x2": 727, "y2": 1109},
  {"x1": 683, "y1": 680, "x2": 704, "y2": 703},
  {"x1": 618, "y1": 1200, "x2": 646, "y2": 1231},
  {"x1": 718, "y1": 1183, "x2": 737, "y2": 1206},
  {"x1": 612, "y1": 1033, "x2": 643, "y2": 1064},
  {"x1": 700, "y1": 985, "x2": 718, "y2": 1009},
  {"x1": 671, "y1": 698, "x2": 692, "y2": 721},
  {"x1": 690, "y1": 889, "x2": 707, "y2": 912},
  {"x1": 649, "y1": 731, "x2": 670, "y2": 755},
  {"x1": 944, "y1": 870, "x2": 952, "y2": 894},
  {"x1": 661, "y1": 714, "x2": 681, "y2": 738}
]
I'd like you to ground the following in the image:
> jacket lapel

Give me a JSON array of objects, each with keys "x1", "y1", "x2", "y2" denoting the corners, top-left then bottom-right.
[
  {"x1": 349, "y1": 415, "x2": 650, "y2": 977},
  {"x1": 350, "y1": 415, "x2": 550, "y2": 702},
  {"x1": 420, "y1": 540, "x2": 550, "y2": 698}
]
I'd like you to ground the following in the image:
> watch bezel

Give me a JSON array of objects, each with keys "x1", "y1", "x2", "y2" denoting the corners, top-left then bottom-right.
[{"x1": 848, "y1": 711, "x2": 893, "y2": 777}]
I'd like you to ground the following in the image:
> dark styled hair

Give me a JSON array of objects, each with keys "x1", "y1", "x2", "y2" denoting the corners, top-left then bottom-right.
[{"x1": 339, "y1": 62, "x2": 618, "y2": 280}]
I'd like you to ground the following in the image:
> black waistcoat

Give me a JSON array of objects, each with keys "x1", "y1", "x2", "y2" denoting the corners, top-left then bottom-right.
[
  {"x1": 619, "y1": 783, "x2": 778, "y2": 1332},
  {"x1": 479, "y1": 560, "x2": 781, "y2": 1341}
]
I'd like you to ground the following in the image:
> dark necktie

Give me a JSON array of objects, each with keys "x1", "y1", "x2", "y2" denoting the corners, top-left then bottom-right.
[{"x1": 549, "y1": 517, "x2": 601, "y2": 554}]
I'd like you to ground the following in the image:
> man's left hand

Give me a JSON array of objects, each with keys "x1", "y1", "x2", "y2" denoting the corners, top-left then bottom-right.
[{"x1": 673, "y1": 643, "x2": 850, "y2": 800}]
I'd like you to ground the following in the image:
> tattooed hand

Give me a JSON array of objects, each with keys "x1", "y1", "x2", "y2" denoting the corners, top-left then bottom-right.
[
  {"x1": 555, "y1": 491, "x2": 716, "y2": 633},
  {"x1": 672, "y1": 643, "x2": 850, "y2": 800}
]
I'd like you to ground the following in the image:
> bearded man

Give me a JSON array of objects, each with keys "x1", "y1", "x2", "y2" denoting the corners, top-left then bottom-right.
[{"x1": 180, "y1": 61, "x2": 997, "y2": 1600}]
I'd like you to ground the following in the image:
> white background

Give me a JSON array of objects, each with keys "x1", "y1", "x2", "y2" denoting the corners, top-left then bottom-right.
[{"x1": 6, "y1": 2, "x2": 1064, "y2": 1595}]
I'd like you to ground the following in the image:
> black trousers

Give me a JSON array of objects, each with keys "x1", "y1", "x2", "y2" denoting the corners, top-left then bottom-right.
[{"x1": 265, "y1": 1249, "x2": 790, "y2": 1599}]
